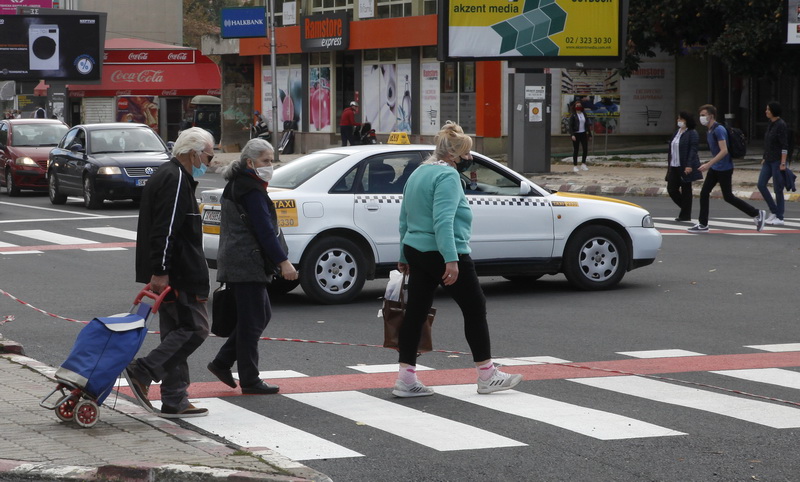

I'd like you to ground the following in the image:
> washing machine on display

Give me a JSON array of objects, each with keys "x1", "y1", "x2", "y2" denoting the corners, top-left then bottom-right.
[{"x1": 29, "y1": 24, "x2": 59, "y2": 71}]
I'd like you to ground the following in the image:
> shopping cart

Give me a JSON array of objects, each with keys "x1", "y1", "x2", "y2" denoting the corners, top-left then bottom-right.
[{"x1": 39, "y1": 285, "x2": 170, "y2": 428}]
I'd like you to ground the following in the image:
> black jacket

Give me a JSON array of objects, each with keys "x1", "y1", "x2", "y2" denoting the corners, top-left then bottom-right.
[
  {"x1": 763, "y1": 118, "x2": 788, "y2": 164},
  {"x1": 135, "y1": 158, "x2": 209, "y2": 297},
  {"x1": 666, "y1": 128, "x2": 703, "y2": 182},
  {"x1": 569, "y1": 112, "x2": 592, "y2": 136}
]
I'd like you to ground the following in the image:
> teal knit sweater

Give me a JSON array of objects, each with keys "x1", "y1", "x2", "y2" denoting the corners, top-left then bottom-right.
[{"x1": 399, "y1": 163, "x2": 472, "y2": 263}]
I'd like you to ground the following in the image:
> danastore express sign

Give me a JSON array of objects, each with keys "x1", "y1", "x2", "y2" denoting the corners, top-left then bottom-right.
[{"x1": 301, "y1": 12, "x2": 349, "y2": 52}]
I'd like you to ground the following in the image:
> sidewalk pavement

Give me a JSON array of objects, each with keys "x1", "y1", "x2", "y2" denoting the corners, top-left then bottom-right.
[
  {"x1": 0, "y1": 340, "x2": 330, "y2": 481},
  {"x1": 211, "y1": 148, "x2": 795, "y2": 203}
]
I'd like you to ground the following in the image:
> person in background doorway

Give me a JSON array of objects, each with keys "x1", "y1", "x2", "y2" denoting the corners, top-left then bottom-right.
[
  {"x1": 665, "y1": 111, "x2": 702, "y2": 222},
  {"x1": 33, "y1": 107, "x2": 46, "y2": 118},
  {"x1": 688, "y1": 104, "x2": 765, "y2": 233},
  {"x1": 569, "y1": 102, "x2": 592, "y2": 172},
  {"x1": 339, "y1": 101, "x2": 361, "y2": 147},
  {"x1": 758, "y1": 101, "x2": 788, "y2": 226}
]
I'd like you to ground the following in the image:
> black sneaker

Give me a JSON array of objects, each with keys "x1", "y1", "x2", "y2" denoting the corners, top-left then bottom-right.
[
  {"x1": 241, "y1": 380, "x2": 280, "y2": 394},
  {"x1": 687, "y1": 223, "x2": 709, "y2": 233},
  {"x1": 207, "y1": 361, "x2": 237, "y2": 388},
  {"x1": 754, "y1": 210, "x2": 766, "y2": 232},
  {"x1": 158, "y1": 403, "x2": 208, "y2": 419},
  {"x1": 123, "y1": 365, "x2": 154, "y2": 412}
]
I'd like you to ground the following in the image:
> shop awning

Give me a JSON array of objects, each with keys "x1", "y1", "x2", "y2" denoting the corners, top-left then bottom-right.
[{"x1": 67, "y1": 39, "x2": 221, "y2": 97}]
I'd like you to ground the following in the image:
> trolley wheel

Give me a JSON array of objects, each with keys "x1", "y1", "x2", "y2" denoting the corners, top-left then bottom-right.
[
  {"x1": 56, "y1": 397, "x2": 77, "y2": 422},
  {"x1": 74, "y1": 400, "x2": 99, "y2": 428}
]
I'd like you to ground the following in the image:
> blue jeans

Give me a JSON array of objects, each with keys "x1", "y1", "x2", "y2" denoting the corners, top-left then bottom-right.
[{"x1": 757, "y1": 161, "x2": 785, "y2": 220}]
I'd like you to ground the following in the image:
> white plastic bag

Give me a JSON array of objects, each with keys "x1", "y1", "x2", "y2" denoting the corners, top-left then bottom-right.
[{"x1": 384, "y1": 269, "x2": 404, "y2": 302}]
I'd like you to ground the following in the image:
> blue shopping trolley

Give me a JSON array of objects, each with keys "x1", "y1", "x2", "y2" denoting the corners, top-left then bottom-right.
[{"x1": 40, "y1": 285, "x2": 170, "y2": 427}]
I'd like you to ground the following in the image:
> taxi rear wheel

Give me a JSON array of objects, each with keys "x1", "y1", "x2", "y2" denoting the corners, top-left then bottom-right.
[
  {"x1": 300, "y1": 236, "x2": 366, "y2": 304},
  {"x1": 563, "y1": 225, "x2": 628, "y2": 290}
]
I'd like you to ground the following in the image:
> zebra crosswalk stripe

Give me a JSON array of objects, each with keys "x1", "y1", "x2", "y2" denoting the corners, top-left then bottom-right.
[
  {"x1": 6, "y1": 229, "x2": 98, "y2": 245},
  {"x1": 711, "y1": 368, "x2": 800, "y2": 390},
  {"x1": 434, "y1": 384, "x2": 685, "y2": 440},
  {"x1": 78, "y1": 227, "x2": 138, "y2": 240},
  {"x1": 570, "y1": 375, "x2": 800, "y2": 429},
  {"x1": 285, "y1": 390, "x2": 526, "y2": 451}
]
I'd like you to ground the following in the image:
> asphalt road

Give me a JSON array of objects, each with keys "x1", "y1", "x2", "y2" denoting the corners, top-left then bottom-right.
[{"x1": 1, "y1": 176, "x2": 799, "y2": 481}]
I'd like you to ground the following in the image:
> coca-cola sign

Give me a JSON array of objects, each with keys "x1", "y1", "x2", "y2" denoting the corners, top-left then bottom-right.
[
  {"x1": 105, "y1": 49, "x2": 195, "y2": 64},
  {"x1": 110, "y1": 69, "x2": 165, "y2": 84}
]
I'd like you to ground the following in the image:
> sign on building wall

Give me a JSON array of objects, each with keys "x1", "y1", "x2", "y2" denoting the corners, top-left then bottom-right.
[
  {"x1": 788, "y1": 0, "x2": 800, "y2": 44},
  {"x1": 283, "y1": 2, "x2": 297, "y2": 25},
  {"x1": 221, "y1": 7, "x2": 266, "y2": 39},
  {"x1": 301, "y1": 12, "x2": 349, "y2": 52},
  {"x1": 358, "y1": 0, "x2": 374, "y2": 19},
  {"x1": 421, "y1": 63, "x2": 440, "y2": 135}
]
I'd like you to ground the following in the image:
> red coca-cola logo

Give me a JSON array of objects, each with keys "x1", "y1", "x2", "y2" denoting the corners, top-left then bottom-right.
[
  {"x1": 167, "y1": 52, "x2": 188, "y2": 61},
  {"x1": 128, "y1": 52, "x2": 149, "y2": 61},
  {"x1": 117, "y1": 98, "x2": 129, "y2": 109},
  {"x1": 161, "y1": 90, "x2": 177, "y2": 95},
  {"x1": 111, "y1": 69, "x2": 165, "y2": 83}
]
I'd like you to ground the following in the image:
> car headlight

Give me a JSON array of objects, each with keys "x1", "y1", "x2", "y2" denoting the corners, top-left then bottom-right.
[
  {"x1": 97, "y1": 166, "x2": 122, "y2": 175},
  {"x1": 642, "y1": 215, "x2": 654, "y2": 228},
  {"x1": 15, "y1": 157, "x2": 37, "y2": 166}
]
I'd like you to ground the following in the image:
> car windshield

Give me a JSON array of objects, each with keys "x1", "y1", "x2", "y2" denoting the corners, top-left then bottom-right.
[
  {"x1": 13, "y1": 124, "x2": 68, "y2": 147},
  {"x1": 271, "y1": 152, "x2": 347, "y2": 189},
  {"x1": 89, "y1": 128, "x2": 165, "y2": 154}
]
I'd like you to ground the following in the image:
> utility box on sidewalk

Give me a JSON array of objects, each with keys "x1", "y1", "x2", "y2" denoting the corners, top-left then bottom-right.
[{"x1": 508, "y1": 72, "x2": 551, "y2": 174}]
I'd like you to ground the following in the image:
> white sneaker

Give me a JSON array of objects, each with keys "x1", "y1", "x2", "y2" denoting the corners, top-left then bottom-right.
[
  {"x1": 392, "y1": 379, "x2": 434, "y2": 398},
  {"x1": 573, "y1": 166, "x2": 579, "y2": 172},
  {"x1": 765, "y1": 213, "x2": 777, "y2": 224},
  {"x1": 477, "y1": 369, "x2": 523, "y2": 394},
  {"x1": 580, "y1": 164, "x2": 589, "y2": 171},
  {"x1": 771, "y1": 217, "x2": 785, "y2": 226}
]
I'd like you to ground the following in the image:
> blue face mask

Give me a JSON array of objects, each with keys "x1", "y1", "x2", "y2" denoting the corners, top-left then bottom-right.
[{"x1": 192, "y1": 162, "x2": 208, "y2": 178}]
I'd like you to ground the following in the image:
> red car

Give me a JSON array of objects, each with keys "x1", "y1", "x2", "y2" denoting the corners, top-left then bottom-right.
[{"x1": 1, "y1": 119, "x2": 68, "y2": 196}]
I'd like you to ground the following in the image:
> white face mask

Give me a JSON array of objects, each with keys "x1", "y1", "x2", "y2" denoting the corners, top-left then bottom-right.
[
  {"x1": 256, "y1": 165, "x2": 273, "y2": 182},
  {"x1": 699, "y1": 115, "x2": 709, "y2": 126},
  {"x1": 677, "y1": 121, "x2": 686, "y2": 128}
]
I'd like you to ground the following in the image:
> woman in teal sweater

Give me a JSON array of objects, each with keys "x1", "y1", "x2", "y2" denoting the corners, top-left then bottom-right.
[{"x1": 393, "y1": 121, "x2": 523, "y2": 398}]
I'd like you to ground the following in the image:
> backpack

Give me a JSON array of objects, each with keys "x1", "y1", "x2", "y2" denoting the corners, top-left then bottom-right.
[{"x1": 723, "y1": 124, "x2": 747, "y2": 159}]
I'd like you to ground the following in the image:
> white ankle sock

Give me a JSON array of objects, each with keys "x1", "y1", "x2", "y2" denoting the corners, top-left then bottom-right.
[
  {"x1": 477, "y1": 360, "x2": 495, "y2": 381},
  {"x1": 399, "y1": 366, "x2": 417, "y2": 385}
]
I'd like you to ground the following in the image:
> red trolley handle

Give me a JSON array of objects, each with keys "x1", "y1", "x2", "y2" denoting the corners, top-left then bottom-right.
[{"x1": 133, "y1": 284, "x2": 172, "y2": 314}]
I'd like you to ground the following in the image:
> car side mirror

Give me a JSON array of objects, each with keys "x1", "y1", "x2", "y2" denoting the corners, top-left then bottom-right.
[
  {"x1": 70, "y1": 144, "x2": 85, "y2": 153},
  {"x1": 519, "y1": 182, "x2": 533, "y2": 196},
  {"x1": 166, "y1": 141, "x2": 174, "y2": 152}
]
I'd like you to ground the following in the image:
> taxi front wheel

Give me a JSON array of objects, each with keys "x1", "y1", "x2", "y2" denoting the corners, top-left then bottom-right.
[
  {"x1": 300, "y1": 236, "x2": 366, "y2": 304},
  {"x1": 563, "y1": 225, "x2": 628, "y2": 290}
]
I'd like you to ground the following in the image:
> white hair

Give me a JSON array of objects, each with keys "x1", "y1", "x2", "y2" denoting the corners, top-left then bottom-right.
[
  {"x1": 223, "y1": 138, "x2": 274, "y2": 181},
  {"x1": 172, "y1": 127, "x2": 214, "y2": 156}
]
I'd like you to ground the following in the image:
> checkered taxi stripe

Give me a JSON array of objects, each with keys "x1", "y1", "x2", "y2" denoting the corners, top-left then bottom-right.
[{"x1": 355, "y1": 195, "x2": 550, "y2": 207}]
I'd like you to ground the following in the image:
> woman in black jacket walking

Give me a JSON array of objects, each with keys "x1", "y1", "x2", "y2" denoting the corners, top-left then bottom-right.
[{"x1": 665, "y1": 111, "x2": 703, "y2": 222}]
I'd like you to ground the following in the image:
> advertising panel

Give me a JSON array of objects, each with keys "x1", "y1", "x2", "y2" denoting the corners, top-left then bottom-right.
[
  {"x1": 221, "y1": 7, "x2": 266, "y2": 39},
  {"x1": 0, "y1": 0, "x2": 53, "y2": 15},
  {"x1": 789, "y1": 0, "x2": 800, "y2": 44},
  {"x1": 442, "y1": 0, "x2": 622, "y2": 61},
  {"x1": 362, "y1": 63, "x2": 412, "y2": 133},
  {"x1": 0, "y1": 13, "x2": 101, "y2": 80},
  {"x1": 420, "y1": 63, "x2": 440, "y2": 135}
]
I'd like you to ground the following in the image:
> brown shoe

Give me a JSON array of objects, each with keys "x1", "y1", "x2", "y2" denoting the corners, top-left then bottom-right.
[
  {"x1": 158, "y1": 403, "x2": 208, "y2": 418},
  {"x1": 123, "y1": 366, "x2": 154, "y2": 412}
]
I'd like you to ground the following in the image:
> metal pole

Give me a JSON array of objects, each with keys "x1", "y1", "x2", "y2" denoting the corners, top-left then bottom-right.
[{"x1": 267, "y1": 0, "x2": 280, "y2": 161}]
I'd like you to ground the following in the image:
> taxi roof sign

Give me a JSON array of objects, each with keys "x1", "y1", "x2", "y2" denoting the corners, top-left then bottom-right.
[{"x1": 387, "y1": 132, "x2": 410, "y2": 144}]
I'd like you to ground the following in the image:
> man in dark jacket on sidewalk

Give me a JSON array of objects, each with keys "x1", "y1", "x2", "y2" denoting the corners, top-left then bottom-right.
[{"x1": 125, "y1": 127, "x2": 214, "y2": 418}]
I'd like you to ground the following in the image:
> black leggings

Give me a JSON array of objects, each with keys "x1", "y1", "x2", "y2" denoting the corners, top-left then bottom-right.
[
  {"x1": 572, "y1": 132, "x2": 589, "y2": 165},
  {"x1": 398, "y1": 246, "x2": 491, "y2": 365}
]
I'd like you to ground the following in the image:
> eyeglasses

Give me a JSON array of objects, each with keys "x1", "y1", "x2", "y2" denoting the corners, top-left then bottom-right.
[{"x1": 201, "y1": 150, "x2": 214, "y2": 162}]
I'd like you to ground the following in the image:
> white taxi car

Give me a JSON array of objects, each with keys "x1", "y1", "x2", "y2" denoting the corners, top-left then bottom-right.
[{"x1": 200, "y1": 145, "x2": 661, "y2": 304}]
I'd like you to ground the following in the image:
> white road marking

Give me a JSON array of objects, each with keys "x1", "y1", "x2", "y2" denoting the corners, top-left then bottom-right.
[
  {"x1": 347, "y1": 363, "x2": 433, "y2": 374},
  {"x1": 286, "y1": 390, "x2": 526, "y2": 451},
  {"x1": 0, "y1": 241, "x2": 43, "y2": 254},
  {"x1": 745, "y1": 343, "x2": 800, "y2": 352},
  {"x1": 6, "y1": 229, "x2": 98, "y2": 245},
  {"x1": 493, "y1": 356, "x2": 572, "y2": 366},
  {"x1": 571, "y1": 375, "x2": 800, "y2": 428},
  {"x1": 711, "y1": 368, "x2": 800, "y2": 390},
  {"x1": 434, "y1": 384, "x2": 685, "y2": 440},
  {"x1": 616, "y1": 349, "x2": 705, "y2": 359},
  {"x1": 78, "y1": 227, "x2": 138, "y2": 240}
]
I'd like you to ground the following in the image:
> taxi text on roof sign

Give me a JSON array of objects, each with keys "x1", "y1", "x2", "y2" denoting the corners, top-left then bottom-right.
[{"x1": 388, "y1": 132, "x2": 410, "y2": 144}]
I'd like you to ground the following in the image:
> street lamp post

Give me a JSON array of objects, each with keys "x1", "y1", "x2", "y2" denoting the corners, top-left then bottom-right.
[{"x1": 265, "y1": 0, "x2": 280, "y2": 161}]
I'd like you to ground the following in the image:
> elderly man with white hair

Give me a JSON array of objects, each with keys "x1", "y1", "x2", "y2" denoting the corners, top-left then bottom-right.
[{"x1": 125, "y1": 127, "x2": 215, "y2": 418}]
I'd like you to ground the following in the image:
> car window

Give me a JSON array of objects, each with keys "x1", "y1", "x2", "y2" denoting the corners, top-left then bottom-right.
[
  {"x1": 270, "y1": 152, "x2": 346, "y2": 189},
  {"x1": 10, "y1": 124, "x2": 67, "y2": 147},
  {"x1": 67, "y1": 129, "x2": 86, "y2": 150},
  {"x1": 60, "y1": 129, "x2": 78, "y2": 149},
  {"x1": 90, "y1": 128, "x2": 164, "y2": 154},
  {"x1": 356, "y1": 153, "x2": 423, "y2": 194},
  {"x1": 0, "y1": 123, "x2": 7, "y2": 146},
  {"x1": 461, "y1": 156, "x2": 526, "y2": 196}
]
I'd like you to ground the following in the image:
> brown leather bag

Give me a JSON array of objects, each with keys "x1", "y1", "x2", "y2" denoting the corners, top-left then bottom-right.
[{"x1": 382, "y1": 275, "x2": 435, "y2": 353}]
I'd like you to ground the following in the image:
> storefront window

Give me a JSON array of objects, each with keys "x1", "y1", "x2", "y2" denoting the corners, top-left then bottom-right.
[
  {"x1": 376, "y1": 0, "x2": 411, "y2": 18},
  {"x1": 440, "y1": 61, "x2": 476, "y2": 133},
  {"x1": 423, "y1": 0, "x2": 436, "y2": 15},
  {"x1": 310, "y1": 53, "x2": 332, "y2": 133},
  {"x1": 311, "y1": 0, "x2": 353, "y2": 13}
]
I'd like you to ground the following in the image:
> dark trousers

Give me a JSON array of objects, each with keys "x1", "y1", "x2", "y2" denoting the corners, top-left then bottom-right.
[
  {"x1": 212, "y1": 282, "x2": 272, "y2": 388},
  {"x1": 134, "y1": 290, "x2": 209, "y2": 410},
  {"x1": 398, "y1": 246, "x2": 491, "y2": 366},
  {"x1": 341, "y1": 125, "x2": 357, "y2": 146},
  {"x1": 666, "y1": 167, "x2": 694, "y2": 220},
  {"x1": 757, "y1": 161, "x2": 785, "y2": 219},
  {"x1": 699, "y1": 168, "x2": 758, "y2": 226},
  {"x1": 572, "y1": 132, "x2": 589, "y2": 164}
]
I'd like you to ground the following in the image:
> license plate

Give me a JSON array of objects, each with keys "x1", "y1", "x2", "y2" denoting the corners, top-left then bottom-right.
[
  {"x1": 203, "y1": 209, "x2": 221, "y2": 224},
  {"x1": 136, "y1": 178, "x2": 147, "y2": 186}
]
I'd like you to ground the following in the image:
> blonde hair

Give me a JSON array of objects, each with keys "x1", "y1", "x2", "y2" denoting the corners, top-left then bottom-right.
[{"x1": 427, "y1": 120, "x2": 472, "y2": 163}]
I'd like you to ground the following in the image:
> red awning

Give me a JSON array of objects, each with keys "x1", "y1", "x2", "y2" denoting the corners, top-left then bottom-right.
[{"x1": 68, "y1": 62, "x2": 220, "y2": 97}]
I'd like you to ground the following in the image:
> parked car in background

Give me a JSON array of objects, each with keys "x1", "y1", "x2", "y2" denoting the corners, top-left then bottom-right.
[
  {"x1": 47, "y1": 123, "x2": 171, "y2": 209},
  {"x1": 200, "y1": 145, "x2": 662, "y2": 304},
  {"x1": 0, "y1": 118, "x2": 68, "y2": 196}
]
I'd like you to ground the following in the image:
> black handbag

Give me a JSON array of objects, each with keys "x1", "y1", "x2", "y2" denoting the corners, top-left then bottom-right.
[{"x1": 211, "y1": 283, "x2": 237, "y2": 337}]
